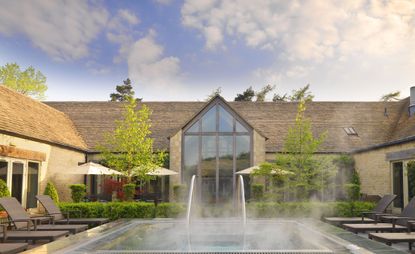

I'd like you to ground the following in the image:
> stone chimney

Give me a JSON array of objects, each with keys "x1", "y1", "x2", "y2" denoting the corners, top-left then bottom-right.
[{"x1": 410, "y1": 86, "x2": 415, "y2": 117}]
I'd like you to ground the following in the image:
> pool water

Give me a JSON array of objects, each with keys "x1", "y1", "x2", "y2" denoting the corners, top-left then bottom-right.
[{"x1": 65, "y1": 219, "x2": 353, "y2": 253}]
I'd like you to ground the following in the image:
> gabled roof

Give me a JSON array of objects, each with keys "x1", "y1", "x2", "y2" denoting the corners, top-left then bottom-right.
[
  {"x1": 45, "y1": 97, "x2": 411, "y2": 153},
  {"x1": 0, "y1": 85, "x2": 87, "y2": 151}
]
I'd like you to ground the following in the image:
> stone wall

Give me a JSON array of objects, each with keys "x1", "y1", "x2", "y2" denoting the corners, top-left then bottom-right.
[
  {"x1": 0, "y1": 134, "x2": 85, "y2": 204},
  {"x1": 169, "y1": 131, "x2": 182, "y2": 199},
  {"x1": 353, "y1": 141, "x2": 415, "y2": 198},
  {"x1": 252, "y1": 130, "x2": 266, "y2": 166}
]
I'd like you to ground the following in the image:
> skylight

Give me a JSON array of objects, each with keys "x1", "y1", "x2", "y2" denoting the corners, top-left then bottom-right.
[{"x1": 344, "y1": 127, "x2": 358, "y2": 136}]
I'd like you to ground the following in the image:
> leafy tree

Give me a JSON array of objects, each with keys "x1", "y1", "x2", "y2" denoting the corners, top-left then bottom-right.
[
  {"x1": 98, "y1": 98, "x2": 165, "y2": 182},
  {"x1": 255, "y1": 84, "x2": 275, "y2": 102},
  {"x1": 289, "y1": 84, "x2": 314, "y2": 102},
  {"x1": 274, "y1": 99, "x2": 328, "y2": 200},
  {"x1": 44, "y1": 182, "x2": 59, "y2": 203},
  {"x1": 0, "y1": 179, "x2": 10, "y2": 198},
  {"x1": 235, "y1": 86, "x2": 255, "y2": 101},
  {"x1": 206, "y1": 87, "x2": 222, "y2": 101},
  {"x1": 0, "y1": 62, "x2": 47, "y2": 100},
  {"x1": 110, "y1": 78, "x2": 140, "y2": 102},
  {"x1": 272, "y1": 93, "x2": 288, "y2": 102},
  {"x1": 380, "y1": 91, "x2": 401, "y2": 102},
  {"x1": 69, "y1": 184, "x2": 86, "y2": 203}
]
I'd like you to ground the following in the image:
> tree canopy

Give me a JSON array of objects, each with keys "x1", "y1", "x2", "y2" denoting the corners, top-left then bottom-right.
[
  {"x1": 98, "y1": 98, "x2": 165, "y2": 182},
  {"x1": 234, "y1": 86, "x2": 255, "y2": 101},
  {"x1": 206, "y1": 87, "x2": 222, "y2": 101},
  {"x1": 110, "y1": 78, "x2": 141, "y2": 102},
  {"x1": 380, "y1": 91, "x2": 401, "y2": 102},
  {"x1": 273, "y1": 84, "x2": 314, "y2": 102},
  {"x1": 0, "y1": 63, "x2": 47, "y2": 100}
]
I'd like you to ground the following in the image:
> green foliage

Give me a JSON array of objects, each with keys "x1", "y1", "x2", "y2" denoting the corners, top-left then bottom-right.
[
  {"x1": 110, "y1": 78, "x2": 140, "y2": 102},
  {"x1": 98, "y1": 98, "x2": 165, "y2": 182},
  {"x1": 247, "y1": 201, "x2": 375, "y2": 218},
  {"x1": 235, "y1": 86, "x2": 255, "y2": 101},
  {"x1": 58, "y1": 202, "x2": 186, "y2": 220},
  {"x1": 380, "y1": 91, "x2": 401, "y2": 102},
  {"x1": 44, "y1": 182, "x2": 59, "y2": 203},
  {"x1": 206, "y1": 87, "x2": 222, "y2": 101},
  {"x1": 251, "y1": 184, "x2": 264, "y2": 201},
  {"x1": 0, "y1": 62, "x2": 47, "y2": 100},
  {"x1": 255, "y1": 84, "x2": 275, "y2": 102},
  {"x1": 345, "y1": 170, "x2": 361, "y2": 201},
  {"x1": 0, "y1": 179, "x2": 10, "y2": 197},
  {"x1": 69, "y1": 184, "x2": 86, "y2": 203},
  {"x1": 273, "y1": 99, "x2": 329, "y2": 200},
  {"x1": 122, "y1": 183, "x2": 136, "y2": 201},
  {"x1": 288, "y1": 84, "x2": 314, "y2": 102},
  {"x1": 173, "y1": 184, "x2": 187, "y2": 202},
  {"x1": 408, "y1": 161, "x2": 415, "y2": 200}
]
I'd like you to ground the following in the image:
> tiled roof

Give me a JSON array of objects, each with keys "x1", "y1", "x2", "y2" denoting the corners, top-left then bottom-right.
[
  {"x1": 45, "y1": 97, "x2": 411, "y2": 153},
  {"x1": 0, "y1": 85, "x2": 87, "y2": 150}
]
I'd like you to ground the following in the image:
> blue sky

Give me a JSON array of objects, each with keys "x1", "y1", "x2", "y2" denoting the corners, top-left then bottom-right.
[{"x1": 0, "y1": 0, "x2": 414, "y2": 101}]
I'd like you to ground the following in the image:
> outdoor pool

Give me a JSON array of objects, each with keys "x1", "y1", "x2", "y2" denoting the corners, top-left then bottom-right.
[{"x1": 25, "y1": 218, "x2": 401, "y2": 254}]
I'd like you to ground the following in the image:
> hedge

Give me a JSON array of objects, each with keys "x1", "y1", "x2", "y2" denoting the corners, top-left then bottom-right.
[{"x1": 58, "y1": 201, "x2": 374, "y2": 220}]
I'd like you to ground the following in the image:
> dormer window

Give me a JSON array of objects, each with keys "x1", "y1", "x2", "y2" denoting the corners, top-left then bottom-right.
[{"x1": 344, "y1": 127, "x2": 358, "y2": 136}]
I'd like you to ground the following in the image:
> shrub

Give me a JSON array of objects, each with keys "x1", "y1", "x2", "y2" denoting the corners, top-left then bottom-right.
[
  {"x1": 251, "y1": 184, "x2": 264, "y2": 201},
  {"x1": 122, "y1": 183, "x2": 136, "y2": 201},
  {"x1": 173, "y1": 184, "x2": 187, "y2": 202},
  {"x1": 0, "y1": 179, "x2": 10, "y2": 198},
  {"x1": 345, "y1": 170, "x2": 361, "y2": 201},
  {"x1": 69, "y1": 184, "x2": 86, "y2": 203},
  {"x1": 155, "y1": 203, "x2": 186, "y2": 218},
  {"x1": 44, "y1": 182, "x2": 59, "y2": 203}
]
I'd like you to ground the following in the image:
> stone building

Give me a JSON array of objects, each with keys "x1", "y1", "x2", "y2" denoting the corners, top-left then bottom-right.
[{"x1": 1, "y1": 85, "x2": 415, "y2": 209}]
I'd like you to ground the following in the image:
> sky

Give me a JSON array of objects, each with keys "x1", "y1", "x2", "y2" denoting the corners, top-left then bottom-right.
[{"x1": 0, "y1": 0, "x2": 414, "y2": 102}]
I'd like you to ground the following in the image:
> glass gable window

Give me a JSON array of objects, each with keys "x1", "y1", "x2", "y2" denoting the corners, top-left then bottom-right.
[{"x1": 183, "y1": 101, "x2": 252, "y2": 203}]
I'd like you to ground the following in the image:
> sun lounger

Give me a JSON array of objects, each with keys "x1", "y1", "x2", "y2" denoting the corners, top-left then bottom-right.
[
  {"x1": 368, "y1": 220, "x2": 415, "y2": 250},
  {"x1": 343, "y1": 196, "x2": 415, "y2": 234},
  {"x1": 36, "y1": 195, "x2": 109, "y2": 227},
  {"x1": 0, "y1": 197, "x2": 87, "y2": 234},
  {"x1": 0, "y1": 243, "x2": 28, "y2": 254},
  {"x1": 323, "y1": 194, "x2": 396, "y2": 226},
  {"x1": 0, "y1": 224, "x2": 69, "y2": 244}
]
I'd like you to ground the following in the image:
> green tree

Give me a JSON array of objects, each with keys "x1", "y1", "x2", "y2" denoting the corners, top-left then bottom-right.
[
  {"x1": 98, "y1": 98, "x2": 165, "y2": 182},
  {"x1": 289, "y1": 84, "x2": 314, "y2": 102},
  {"x1": 275, "y1": 99, "x2": 327, "y2": 200},
  {"x1": 380, "y1": 91, "x2": 401, "y2": 102},
  {"x1": 206, "y1": 87, "x2": 222, "y2": 101},
  {"x1": 255, "y1": 84, "x2": 275, "y2": 102},
  {"x1": 110, "y1": 78, "x2": 140, "y2": 102},
  {"x1": 44, "y1": 182, "x2": 59, "y2": 203},
  {"x1": 272, "y1": 93, "x2": 288, "y2": 102},
  {"x1": 0, "y1": 63, "x2": 47, "y2": 100},
  {"x1": 0, "y1": 179, "x2": 10, "y2": 197},
  {"x1": 235, "y1": 86, "x2": 255, "y2": 101}
]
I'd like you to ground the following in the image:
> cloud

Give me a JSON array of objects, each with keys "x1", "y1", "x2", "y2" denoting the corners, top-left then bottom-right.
[
  {"x1": 181, "y1": 0, "x2": 415, "y2": 61},
  {"x1": 106, "y1": 9, "x2": 141, "y2": 63},
  {"x1": 0, "y1": 0, "x2": 108, "y2": 61},
  {"x1": 154, "y1": 0, "x2": 173, "y2": 5},
  {"x1": 127, "y1": 30, "x2": 182, "y2": 94}
]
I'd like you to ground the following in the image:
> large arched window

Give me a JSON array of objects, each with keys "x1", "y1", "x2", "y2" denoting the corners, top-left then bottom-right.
[{"x1": 182, "y1": 101, "x2": 252, "y2": 203}]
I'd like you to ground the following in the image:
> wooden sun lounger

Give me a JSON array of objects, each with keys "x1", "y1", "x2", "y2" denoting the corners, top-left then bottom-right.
[
  {"x1": 36, "y1": 195, "x2": 109, "y2": 227},
  {"x1": 0, "y1": 197, "x2": 87, "y2": 234},
  {"x1": 368, "y1": 220, "x2": 415, "y2": 250},
  {"x1": 323, "y1": 194, "x2": 397, "y2": 226},
  {"x1": 0, "y1": 243, "x2": 28, "y2": 254},
  {"x1": 1, "y1": 224, "x2": 69, "y2": 244},
  {"x1": 343, "y1": 196, "x2": 415, "y2": 234}
]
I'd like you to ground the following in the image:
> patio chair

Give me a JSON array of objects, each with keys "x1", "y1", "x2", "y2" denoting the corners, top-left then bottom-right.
[
  {"x1": 343, "y1": 196, "x2": 415, "y2": 234},
  {"x1": 369, "y1": 221, "x2": 415, "y2": 251},
  {"x1": 36, "y1": 195, "x2": 109, "y2": 227},
  {"x1": 0, "y1": 197, "x2": 87, "y2": 234},
  {"x1": 0, "y1": 224, "x2": 68, "y2": 244},
  {"x1": 323, "y1": 194, "x2": 396, "y2": 226},
  {"x1": 0, "y1": 239, "x2": 28, "y2": 254}
]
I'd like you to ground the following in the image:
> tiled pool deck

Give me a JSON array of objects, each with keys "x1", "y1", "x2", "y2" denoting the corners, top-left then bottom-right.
[{"x1": 21, "y1": 219, "x2": 408, "y2": 254}]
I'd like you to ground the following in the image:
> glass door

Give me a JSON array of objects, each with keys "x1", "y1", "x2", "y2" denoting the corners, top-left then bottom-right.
[
  {"x1": 11, "y1": 162, "x2": 24, "y2": 203},
  {"x1": 26, "y1": 162, "x2": 39, "y2": 208},
  {"x1": 392, "y1": 162, "x2": 404, "y2": 209}
]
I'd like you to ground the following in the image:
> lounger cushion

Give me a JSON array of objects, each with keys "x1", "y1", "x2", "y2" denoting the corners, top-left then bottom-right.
[
  {"x1": 1, "y1": 230, "x2": 69, "y2": 241},
  {"x1": 36, "y1": 224, "x2": 88, "y2": 234},
  {"x1": 343, "y1": 223, "x2": 406, "y2": 233},
  {"x1": 324, "y1": 217, "x2": 375, "y2": 225},
  {"x1": 370, "y1": 232, "x2": 415, "y2": 243},
  {"x1": 0, "y1": 243, "x2": 28, "y2": 254}
]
